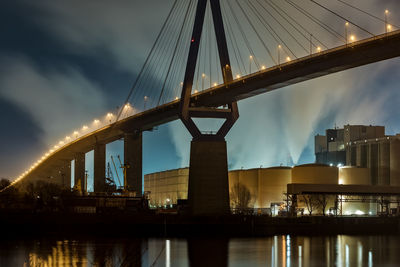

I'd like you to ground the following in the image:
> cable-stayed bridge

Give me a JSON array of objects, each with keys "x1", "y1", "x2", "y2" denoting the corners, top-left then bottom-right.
[{"x1": 3, "y1": 0, "x2": 400, "y2": 215}]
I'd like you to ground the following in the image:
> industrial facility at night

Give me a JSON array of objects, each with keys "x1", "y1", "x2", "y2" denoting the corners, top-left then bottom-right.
[{"x1": 144, "y1": 124, "x2": 400, "y2": 216}]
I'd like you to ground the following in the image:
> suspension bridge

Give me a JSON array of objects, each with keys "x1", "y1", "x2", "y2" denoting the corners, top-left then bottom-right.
[{"x1": 3, "y1": 0, "x2": 400, "y2": 215}]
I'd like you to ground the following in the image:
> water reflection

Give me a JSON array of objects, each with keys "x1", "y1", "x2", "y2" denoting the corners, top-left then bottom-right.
[{"x1": 0, "y1": 235, "x2": 399, "y2": 266}]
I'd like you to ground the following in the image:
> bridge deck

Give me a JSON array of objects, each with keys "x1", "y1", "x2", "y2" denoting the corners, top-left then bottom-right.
[{"x1": 11, "y1": 30, "x2": 400, "y2": 187}]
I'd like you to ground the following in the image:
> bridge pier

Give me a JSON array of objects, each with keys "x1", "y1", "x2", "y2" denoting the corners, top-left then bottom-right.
[
  {"x1": 74, "y1": 152, "x2": 86, "y2": 193},
  {"x1": 61, "y1": 161, "x2": 71, "y2": 189},
  {"x1": 124, "y1": 132, "x2": 142, "y2": 195},
  {"x1": 94, "y1": 143, "x2": 106, "y2": 193},
  {"x1": 188, "y1": 139, "x2": 230, "y2": 215}
]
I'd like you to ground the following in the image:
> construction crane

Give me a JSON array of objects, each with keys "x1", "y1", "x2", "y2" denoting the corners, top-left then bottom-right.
[
  {"x1": 117, "y1": 155, "x2": 129, "y2": 191},
  {"x1": 105, "y1": 162, "x2": 117, "y2": 193},
  {"x1": 110, "y1": 155, "x2": 123, "y2": 190}
]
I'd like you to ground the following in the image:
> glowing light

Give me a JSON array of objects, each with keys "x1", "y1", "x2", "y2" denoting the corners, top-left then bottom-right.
[
  {"x1": 339, "y1": 179, "x2": 344, "y2": 184},
  {"x1": 65, "y1": 136, "x2": 71, "y2": 141},
  {"x1": 54, "y1": 145, "x2": 59, "y2": 149},
  {"x1": 82, "y1": 125, "x2": 88, "y2": 131},
  {"x1": 387, "y1": 24, "x2": 392, "y2": 31},
  {"x1": 107, "y1": 113, "x2": 113, "y2": 118},
  {"x1": 59, "y1": 141, "x2": 64, "y2": 145},
  {"x1": 213, "y1": 83, "x2": 217, "y2": 86},
  {"x1": 175, "y1": 97, "x2": 179, "y2": 100},
  {"x1": 278, "y1": 45, "x2": 281, "y2": 48},
  {"x1": 385, "y1": 10, "x2": 389, "y2": 14},
  {"x1": 144, "y1": 96, "x2": 148, "y2": 100},
  {"x1": 249, "y1": 55, "x2": 253, "y2": 59},
  {"x1": 236, "y1": 74, "x2": 241, "y2": 79},
  {"x1": 202, "y1": 73, "x2": 206, "y2": 78},
  {"x1": 350, "y1": 35, "x2": 355, "y2": 42},
  {"x1": 345, "y1": 22, "x2": 349, "y2": 26},
  {"x1": 261, "y1": 65, "x2": 266, "y2": 70},
  {"x1": 45, "y1": 153, "x2": 49, "y2": 157},
  {"x1": 93, "y1": 119, "x2": 100, "y2": 124},
  {"x1": 355, "y1": 210, "x2": 364, "y2": 215},
  {"x1": 194, "y1": 90, "x2": 198, "y2": 93},
  {"x1": 49, "y1": 149, "x2": 54, "y2": 153},
  {"x1": 286, "y1": 56, "x2": 291, "y2": 62},
  {"x1": 124, "y1": 103, "x2": 130, "y2": 109},
  {"x1": 180, "y1": 82, "x2": 183, "y2": 86},
  {"x1": 317, "y1": 46, "x2": 321, "y2": 52}
]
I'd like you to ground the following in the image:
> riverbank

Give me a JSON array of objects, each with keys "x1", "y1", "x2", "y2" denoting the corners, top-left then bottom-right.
[{"x1": 1, "y1": 211, "x2": 399, "y2": 238}]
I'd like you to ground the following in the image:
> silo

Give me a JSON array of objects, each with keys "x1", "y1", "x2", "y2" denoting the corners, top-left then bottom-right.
[
  {"x1": 258, "y1": 167, "x2": 292, "y2": 209},
  {"x1": 339, "y1": 166, "x2": 371, "y2": 215},
  {"x1": 339, "y1": 167, "x2": 370, "y2": 185},
  {"x1": 292, "y1": 164, "x2": 337, "y2": 215},
  {"x1": 292, "y1": 164, "x2": 338, "y2": 184},
  {"x1": 390, "y1": 138, "x2": 400, "y2": 186},
  {"x1": 228, "y1": 169, "x2": 258, "y2": 208}
]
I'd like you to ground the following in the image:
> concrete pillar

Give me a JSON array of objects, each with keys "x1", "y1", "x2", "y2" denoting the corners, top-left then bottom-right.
[
  {"x1": 188, "y1": 139, "x2": 230, "y2": 215},
  {"x1": 74, "y1": 152, "x2": 85, "y2": 193},
  {"x1": 124, "y1": 132, "x2": 143, "y2": 194},
  {"x1": 61, "y1": 161, "x2": 71, "y2": 189},
  {"x1": 94, "y1": 143, "x2": 106, "y2": 193}
]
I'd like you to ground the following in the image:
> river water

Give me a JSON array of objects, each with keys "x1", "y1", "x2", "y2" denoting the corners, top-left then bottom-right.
[{"x1": 0, "y1": 235, "x2": 399, "y2": 266}]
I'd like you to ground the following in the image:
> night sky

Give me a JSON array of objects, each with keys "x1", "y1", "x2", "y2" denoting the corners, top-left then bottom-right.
[{"x1": 1, "y1": 0, "x2": 400, "y2": 189}]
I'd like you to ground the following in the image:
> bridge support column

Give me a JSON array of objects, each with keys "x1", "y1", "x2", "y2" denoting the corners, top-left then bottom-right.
[
  {"x1": 188, "y1": 139, "x2": 230, "y2": 215},
  {"x1": 94, "y1": 143, "x2": 106, "y2": 193},
  {"x1": 61, "y1": 161, "x2": 71, "y2": 189},
  {"x1": 124, "y1": 132, "x2": 142, "y2": 195},
  {"x1": 74, "y1": 152, "x2": 86, "y2": 193}
]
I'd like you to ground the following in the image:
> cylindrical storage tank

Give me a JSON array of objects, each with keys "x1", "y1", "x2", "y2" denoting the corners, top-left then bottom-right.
[
  {"x1": 339, "y1": 166, "x2": 370, "y2": 185},
  {"x1": 292, "y1": 164, "x2": 338, "y2": 184},
  {"x1": 339, "y1": 166, "x2": 371, "y2": 215},
  {"x1": 228, "y1": 169, "x2": 258, "y2": 208},
  {"x1": 258, "y1": 167, "x2": 292, "y2": 209}
]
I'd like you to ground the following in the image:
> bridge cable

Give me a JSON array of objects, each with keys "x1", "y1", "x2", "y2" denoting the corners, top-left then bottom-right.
[
  {"x1": 266, "y1": 0, "x2": 329, "y2": 50},
  {"x1": 284, "y1": 0, "x2": 345, "y2": 42},
  {"x1": 160, "y1": 0, "x2": 195, "y2": 103},
  {"x1": 309, "y1": 0, "x2": 375, "y2": 37},
  {"x1": 221, "y1": 1, "x2": 247, "y2": 75},
  {"x1": 252, "y1": 0, "x2": 306, "y2": 56},
  {"x1": 145, "y1": 0, "x2": 191, "y2": 106},
  {"x1": 133, "y1": 2, "x2": 182, "y2": 108},
  {"x1": 240, "y1": 0, "x2": 294, "y2": 61},
  {"x1": 116, "y1": 0, "x2": 180, "y2": 122},
  {"x1": 336, "y1": 0, "x2": 400, "y2": 29},
  {"x1": 225, "y1": 0, "x2": 262, "y2": 70},
  {"x1": 169, "y1": 1, "x2": 197, "y2": 100},
  {"x1": 230, "y1": 0, "x2": 272, "y2": 67},
  {"x1": 221, "y1": 1, "x2": 246, "y2": 75},
  {"x1": 122, "y1": 0, "x2": 185, "y2": 110}
]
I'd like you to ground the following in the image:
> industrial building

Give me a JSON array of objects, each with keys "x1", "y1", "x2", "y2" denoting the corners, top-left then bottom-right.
[
  {"x1": 315, "y1": 124, "x2": 400, "y2": 187},
  {"x1": 315, "y1": 125, "x2": 385, "y2": 167},
  {"x1": 144, "y1": 163, "x2": 400, "y2": 215}
]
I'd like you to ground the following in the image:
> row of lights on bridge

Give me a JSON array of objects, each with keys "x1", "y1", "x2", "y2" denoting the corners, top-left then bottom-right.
[{"x1": 11, "y1": 103, "x2": 147, "y2": 186}]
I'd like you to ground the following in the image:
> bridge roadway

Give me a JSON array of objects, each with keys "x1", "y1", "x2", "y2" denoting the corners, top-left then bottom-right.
[{"x1": 14, "y1": 30, "x2": 400, "y2": 186}]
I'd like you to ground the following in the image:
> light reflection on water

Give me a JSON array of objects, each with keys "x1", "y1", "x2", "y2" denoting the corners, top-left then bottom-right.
[{"x1": 0, "y1": 235, "x2": 399, "y2": 266}]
